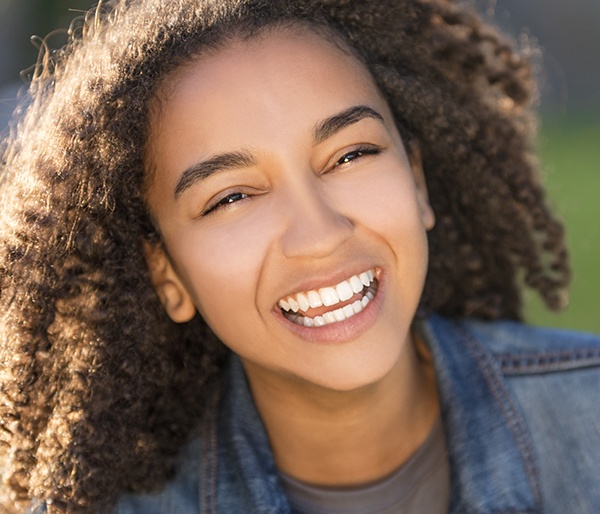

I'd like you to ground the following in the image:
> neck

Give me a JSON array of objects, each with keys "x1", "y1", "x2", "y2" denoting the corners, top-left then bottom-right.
[{"x1": 242, "y1": 332, "x2": 439, "y2": 486}]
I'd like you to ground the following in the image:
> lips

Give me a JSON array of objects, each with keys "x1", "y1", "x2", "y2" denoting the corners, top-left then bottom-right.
[{"x1": 277, "y1": 269, "x2": 378, "y2": 327}]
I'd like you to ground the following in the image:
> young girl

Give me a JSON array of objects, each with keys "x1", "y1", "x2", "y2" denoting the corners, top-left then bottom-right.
[{"x1": 1, "y1": 1, "x2": 599, "y2": 513}]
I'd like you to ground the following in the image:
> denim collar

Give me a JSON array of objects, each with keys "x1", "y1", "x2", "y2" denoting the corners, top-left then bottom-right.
[
  {"x1": 421, "y1": 314, "x2": 542, "y2": 514},
  {"x1": 214, "y1": 314, "x2": 543, "y2": 514},
  {"x1": 214, "y1": 356, "x2": 291, "y2": 514}
]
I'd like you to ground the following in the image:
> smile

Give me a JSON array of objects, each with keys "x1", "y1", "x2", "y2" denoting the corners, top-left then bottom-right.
[{"x1": 277, "y1": 269, "x2": 379, "y2": 327}]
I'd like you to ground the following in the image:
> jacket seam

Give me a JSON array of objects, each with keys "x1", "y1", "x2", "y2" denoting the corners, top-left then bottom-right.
[
  {"x1": 458, "y1": 324, "x2": 544, "y2": 512},
  {"x1": 200, "y1": 386, "x2": 220, "y2": 514},
  {"x1": 499, "y1": 348, "x2": 600, "y2": 376}
]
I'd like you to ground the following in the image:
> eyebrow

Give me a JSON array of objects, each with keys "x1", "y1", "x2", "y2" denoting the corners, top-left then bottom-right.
[
  {"x1": 313, "y1": 105, "x2": 384, "y2": 144},
  {"x1": 174, "y1": 151, "x2": 255, "y2": 198},
  {"x1": 173, "y1": 105, "x2": 385, "y2": 199}
]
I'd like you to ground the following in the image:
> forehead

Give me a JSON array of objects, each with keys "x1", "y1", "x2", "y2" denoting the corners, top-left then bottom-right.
[
  {"x1": 149, "y1": 27, "x2": 383, "y2": 128},
  {"x1": 162, "y1": 24, "x2": 377, "y2": 98},
  {"x1": 145, "y1": 27, "x2": 390, "y2": 180}
]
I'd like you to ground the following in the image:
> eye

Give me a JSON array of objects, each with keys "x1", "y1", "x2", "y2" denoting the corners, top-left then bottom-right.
[
  {"x1": 333, "y1": 146, "x2": 381, "y2": 168},
  {"x1": 203, "y1": 192, "x2": 249, "y2": 216}
]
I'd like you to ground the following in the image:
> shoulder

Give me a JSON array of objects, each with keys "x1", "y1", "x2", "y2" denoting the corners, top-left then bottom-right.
[
  {"x1": 111, "y1": 431, "x2": 205, "y2": 514},
  {"x1": 111, "y1": 356, "x2": 286, "y2": 514},
  {"x1": 424, "y1": 314, "x2": 600, "y2": 512},
  {"x1": 425, "y1": 313, "x2": 600, "y2": 374},
  {"x1": 424, "y1": 313, "x2": 600, "y2": 419}
]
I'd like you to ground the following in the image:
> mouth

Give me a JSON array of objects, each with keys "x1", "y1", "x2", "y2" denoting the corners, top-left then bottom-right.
[{"x1": 277, "y1": 268, "x2": 379, "y2": 327}]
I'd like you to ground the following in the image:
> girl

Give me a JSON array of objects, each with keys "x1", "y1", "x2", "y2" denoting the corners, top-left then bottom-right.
[{"x1": 1, "y1": 0, "x2": 599, "y2": 512}]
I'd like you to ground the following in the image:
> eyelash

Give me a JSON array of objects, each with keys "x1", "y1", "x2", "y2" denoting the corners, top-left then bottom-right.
[
  {"x1": 203, "y1": 191, "x2": 249, "y2": 216},
  {"x1": 201, "y1": 145, "x2": 381, "y2": 216},
  {"x1": 332, "y1": 145, "x2": 380, "y2": 169}
]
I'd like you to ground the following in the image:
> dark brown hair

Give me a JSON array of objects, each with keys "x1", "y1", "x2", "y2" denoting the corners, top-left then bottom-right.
[{"x1": 0, "y1": 0, "x2": 569, "y2": 511}]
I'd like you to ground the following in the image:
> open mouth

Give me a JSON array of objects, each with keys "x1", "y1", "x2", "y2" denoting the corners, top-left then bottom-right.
[{"x1": 277, "y1": 269, "x2": 379, "y2": 327}]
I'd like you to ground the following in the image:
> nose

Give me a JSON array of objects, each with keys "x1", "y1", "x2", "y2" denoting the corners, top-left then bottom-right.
[{"x1": 278, "y1": 176, "x2": 354, "y2": 259}]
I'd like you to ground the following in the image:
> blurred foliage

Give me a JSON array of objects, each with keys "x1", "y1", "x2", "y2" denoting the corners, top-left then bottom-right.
[
  {"x1": 5, "y1": 0, "x2": 96, "y2": 84},
  {"x1": 525, "y1": 115, "x2": 600, "y2": 334},
  {"x1": 28, "y1": 0, "x2": 95, "y2": 34}
]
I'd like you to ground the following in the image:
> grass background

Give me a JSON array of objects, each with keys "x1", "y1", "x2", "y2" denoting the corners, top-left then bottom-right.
[{"x1": 524, "y1": 115, "x2": 600, "y2": 334}]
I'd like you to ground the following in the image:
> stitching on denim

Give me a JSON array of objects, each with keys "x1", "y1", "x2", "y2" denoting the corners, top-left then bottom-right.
[
  {"x1": 500, "y1": 349, "x2": 600, "y2": 376},
  {"x1": 493, "y1": 509, "x2": 541, "y2": 514},
  {"x1": 200, "y1": 387, "x2": 220, "y2": 514},
  {"x1": 457, "y1": 324, "x2": 544, "y2": 511},
  {"x1": 450, "y1": 497, "x2": 538, "y2": 513},
  {"x1": 484, "y1": 510, "x2": 536, "y2": 514}
]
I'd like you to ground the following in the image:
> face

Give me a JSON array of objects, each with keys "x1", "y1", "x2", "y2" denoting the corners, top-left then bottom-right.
[{"x1": 144, "y1": 28, "x2": 435, "y2": 392}]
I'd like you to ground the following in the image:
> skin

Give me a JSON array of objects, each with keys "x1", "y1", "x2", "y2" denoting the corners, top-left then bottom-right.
[{"x1": 145, "y1": 27, "x2": 439, "y2": 485}]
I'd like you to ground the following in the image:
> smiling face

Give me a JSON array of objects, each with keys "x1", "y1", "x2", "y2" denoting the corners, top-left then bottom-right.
[{"x1": 144, "y1": 27, "x2": 435, "y2": 392}]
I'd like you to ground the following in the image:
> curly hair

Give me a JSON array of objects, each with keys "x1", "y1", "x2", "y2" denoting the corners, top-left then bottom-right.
[{"x1": 0, "y1": 0, "x2": 570, "y2": 511}]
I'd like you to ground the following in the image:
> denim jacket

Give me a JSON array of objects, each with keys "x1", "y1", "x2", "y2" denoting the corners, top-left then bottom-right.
[{"x1": 100, "y1": 316, "x2": 600, "y2": 512}]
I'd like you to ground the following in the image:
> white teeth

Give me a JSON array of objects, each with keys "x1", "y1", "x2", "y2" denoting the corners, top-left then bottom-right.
[
  {"x1": 319, "y1": 287, "x2": 339, "y2": 307},
  {"x1": 288, "y1": 297, "x2": 300, "y2": 313},
  {"x1": 336, "y1": 281, "x2": 354, "y2": 302},
  {"x1": 359, "y1": 272, "x2": 370, "y2": 287},
  {"x1": 307, "y1": 290, "x2": 323, "y2": 308},
  {"x1": 323, "y1": 311, "x2": 336, "y2": 324},
  {"x1": 297, "y1": 292, "x2": 310, "y2": 312},
  {"x1": 314, "y1": 316, "x2": 326, "y2": 327},
  {"x1": 350, "y1": 275, "x2": 364, "y2": 294},
  {"x1": 333, "y1": 308, "x2": 346, "y2": 322},
  {"x1": 277, "y1": 268, "x2": 377, "y2": 314},
  {"x1": 286, "y1": 292, "x2": 374, "y2": 328},
  {"x1": 342, "y1": 304, "x2": 354, "y2": 318}
]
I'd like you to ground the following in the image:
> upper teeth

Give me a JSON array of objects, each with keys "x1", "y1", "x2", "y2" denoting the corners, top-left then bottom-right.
[{"x1": 278, "y1": 269, "x2": 375, "y2": 313}]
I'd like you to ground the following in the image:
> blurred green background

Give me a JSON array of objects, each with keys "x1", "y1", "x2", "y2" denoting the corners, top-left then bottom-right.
[
  {"x1": 525, "y1": 116, "x2": 600, "y2": 333},
  {"x1": 1, "y1": 1, "x2": 599, "y2": 333}
]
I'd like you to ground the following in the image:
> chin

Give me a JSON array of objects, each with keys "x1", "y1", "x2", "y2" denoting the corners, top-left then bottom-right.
[{"x1": 293, "y1": 348, "x2": 402, "y2": 393}]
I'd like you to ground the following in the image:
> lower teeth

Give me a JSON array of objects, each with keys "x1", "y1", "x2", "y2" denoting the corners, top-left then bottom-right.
[{"x1": 286, "y1": 280, "x2": 378, "y2": 327}]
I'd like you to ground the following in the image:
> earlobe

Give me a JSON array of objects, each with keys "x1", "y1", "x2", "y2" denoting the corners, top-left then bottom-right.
[
  {"x1": 143, "y1": 242, "x2": 196, "y2": 323},
  {"x1": 407, "y1": 140, "x2": 436, "y2": 231}
]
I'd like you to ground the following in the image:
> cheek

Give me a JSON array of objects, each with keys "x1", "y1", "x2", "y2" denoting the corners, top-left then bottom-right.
[
  {"x1": 332, "y1": 165, "x2": 430, "y2": 294},
  {"x1": 170, "y1": 212, "x2": 276, "y2": 331},
  {"x1": 333, "y1": 166, "x2": 428, "y2": 240}
]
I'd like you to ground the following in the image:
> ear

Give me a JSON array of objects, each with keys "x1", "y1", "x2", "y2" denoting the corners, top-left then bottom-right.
[
  {"x1": 143, "y1": 242, "x2": 196, "y2": 323},
  {"x1": 406, "y1": 140, "x2": 435, "y2": 231}
]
